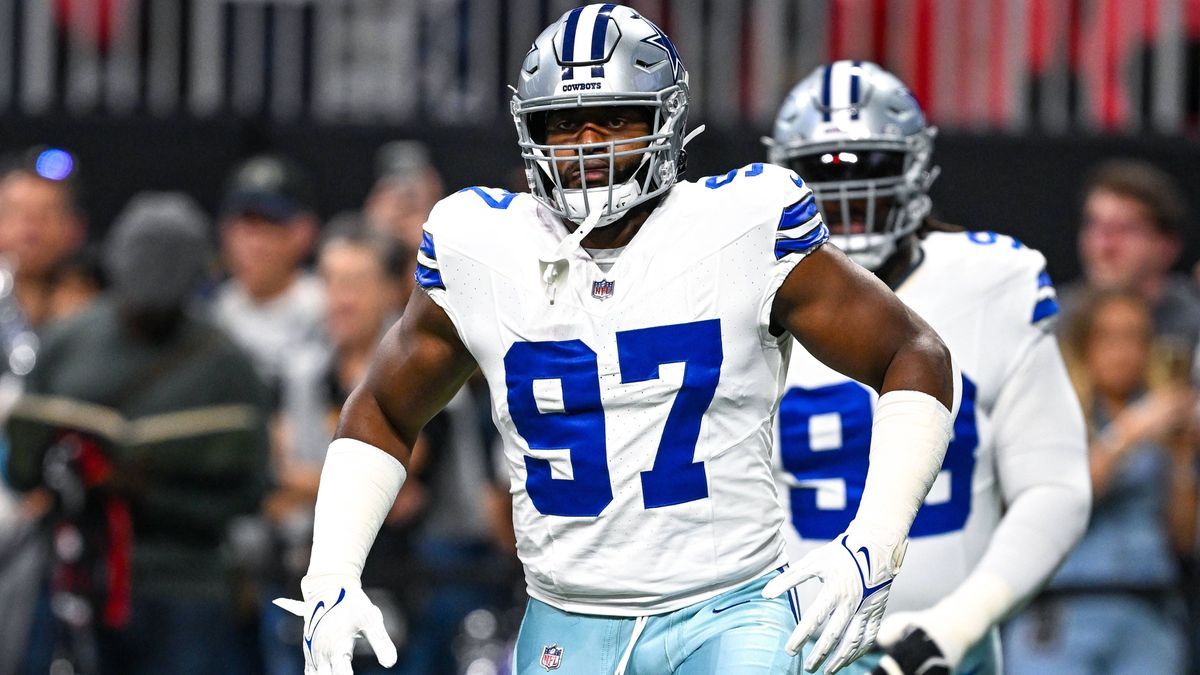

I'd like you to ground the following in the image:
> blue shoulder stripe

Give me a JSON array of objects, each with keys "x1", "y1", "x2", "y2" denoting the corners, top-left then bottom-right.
[
  {"x1": 775, "y1": 222, "x2": 830, "y2": 259},
  {"x1": 419, "y1": 231, "x2": 437, "y2": 260},
  {"x1": 779, "y1": 195, "x2": 819, "y2": 231},
  {"x1": 415, "y1": 262, "x2": 444, "y2": 290},
  {"x1": 1036, "y1": 270, "x2": 1053, "y2": 289},
  {"x1": 1032, "y1": 297, "x2": 1059, "y2": 323}
]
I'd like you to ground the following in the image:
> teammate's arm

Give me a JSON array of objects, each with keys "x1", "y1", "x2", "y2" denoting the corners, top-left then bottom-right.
[
  {"x1": 275, "y1": 289, "x2": 477, "y2": 674},
  {"x1": 764, "y1": 244, "x2": 958, "y2": 674}
]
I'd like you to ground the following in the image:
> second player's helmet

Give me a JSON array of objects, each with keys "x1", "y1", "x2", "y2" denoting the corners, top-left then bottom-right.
[
  {"x1": 766, "y1": 61, "x2": 939, "y2": 270},
  {"x1": 512, "y1": 4, "x2": 691, "y2": 228}
]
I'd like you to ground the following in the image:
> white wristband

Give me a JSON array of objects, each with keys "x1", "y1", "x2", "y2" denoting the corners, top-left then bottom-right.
[
  {"x1": 307, "y1": 437, "x2": 407, "y2": 580},
  {"x1": 850, "y1": 389, "x2": 954, "y2": 546}
]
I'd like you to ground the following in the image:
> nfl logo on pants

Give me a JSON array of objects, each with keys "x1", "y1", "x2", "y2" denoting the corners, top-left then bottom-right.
[{"x1": 540, "y1": 644, "x2": 564, "y2": 670}]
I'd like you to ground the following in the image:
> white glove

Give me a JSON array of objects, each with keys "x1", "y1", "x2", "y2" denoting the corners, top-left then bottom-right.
[
  {"x1": 763, "y1": 529, "x2": 906, "y2": 674},
  {"x1": 273, "y1": 574, "x2": 398, "y2": 675}
]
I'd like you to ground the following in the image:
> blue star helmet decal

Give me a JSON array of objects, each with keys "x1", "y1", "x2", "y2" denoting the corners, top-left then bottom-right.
[{"x1": 641, "y1": 21, "x2": 683, "y2": 81}]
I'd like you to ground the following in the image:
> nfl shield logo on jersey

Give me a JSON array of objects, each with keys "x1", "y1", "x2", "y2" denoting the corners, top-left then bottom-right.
[
  {"x1": 592, "y1": 279, "x2": 615, "y2": 300},
  {"x1": 540, "y1": 644, "x2": 564, "y2": 670}
]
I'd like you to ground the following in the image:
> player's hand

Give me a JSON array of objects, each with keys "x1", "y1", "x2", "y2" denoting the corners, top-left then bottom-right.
[
  {"x1": 273, "y1": 575, "x2": 397, "y2": 675},
  {"x1": 763, "y1": 529, "x2": 906, "y2": 674},
  {"x1": 870, "y1": 610, "x2": 959, "y2": 675}
]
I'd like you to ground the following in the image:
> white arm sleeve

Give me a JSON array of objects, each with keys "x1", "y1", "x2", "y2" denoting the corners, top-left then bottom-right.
[
  {"x1": 851, "y1": 369, "x2": 958, "y2": 547},
  {"x1": 928, "y1": 334, "x2": 1090, "y2": 641},
  {"x1": 306, "y1": 437, "x2": 408, "y2": 580}
]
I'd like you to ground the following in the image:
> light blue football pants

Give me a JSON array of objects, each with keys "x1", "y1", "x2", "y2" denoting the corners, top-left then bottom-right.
[{"x1": 513, "y1": 569, "x2": 804, "y2": 674}]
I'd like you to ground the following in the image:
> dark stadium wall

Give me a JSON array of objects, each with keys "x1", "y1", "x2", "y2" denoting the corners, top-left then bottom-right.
[{"x1": 2, "y1": 114, "x2": 1198, "y2": 284}]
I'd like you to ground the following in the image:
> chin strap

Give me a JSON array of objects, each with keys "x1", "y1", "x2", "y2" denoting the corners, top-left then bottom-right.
[
  {"x1": 538, "y1": 208, "x2": 603, "y2": 305},
  {"x1": 536, "y1": 125, "x2": 706, "y2": 305},
  {"x1": 680, "y1": 123, "x2": 706, "y2": 148}
]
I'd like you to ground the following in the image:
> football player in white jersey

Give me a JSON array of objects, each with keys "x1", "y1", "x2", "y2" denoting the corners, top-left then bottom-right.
[
  {"x1": 277, "y1": 11, "x2": 960, "y2": 675},
  {"x1": 765, "y1": 61, "x2": 1092, "y2": 675}
]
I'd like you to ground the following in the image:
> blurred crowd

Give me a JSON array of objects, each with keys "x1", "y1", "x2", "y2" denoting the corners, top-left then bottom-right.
[
  {"x1": 0, "y1": 143, "x2": 1196, "y2": 675},
  {"x1": 1002, "y1": 161, "x2": 1200, "y2": 674},
  {"x1": 0, "y1": 143, "x2": 520, "y2": 675}
]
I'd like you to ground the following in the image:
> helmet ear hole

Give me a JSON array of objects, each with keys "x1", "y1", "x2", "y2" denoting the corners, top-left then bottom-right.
[{"x1": 887, "y1": 92, "x2": 911, "y2": 117}]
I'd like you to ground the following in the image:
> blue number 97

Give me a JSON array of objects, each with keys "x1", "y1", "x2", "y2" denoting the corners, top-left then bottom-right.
[{"x1": 504, "y1": 320, "x2": 723, "y2": 517}]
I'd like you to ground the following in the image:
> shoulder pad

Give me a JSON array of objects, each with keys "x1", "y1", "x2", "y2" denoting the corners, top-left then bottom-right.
[
  {"x1": 697, "y1": 163, "x2": 827, "y2": 259},
  {"x1": 423, "y1": 186, "x2": 522, "y2": 232},
  {"x1": 927, "y1": 231, "x2": 1057, "y2": 327},
  {"x1": 417, "y1": 187, "x2": 526, "y2": 292},
  {"x1": 695, "y1": 163, "x2": 813, "y2": 224}
]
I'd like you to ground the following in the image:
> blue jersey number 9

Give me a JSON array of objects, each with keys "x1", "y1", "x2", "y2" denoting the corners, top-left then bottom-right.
[
  {"x1": 504, "y1": 320, "x2": 723, "y2": 517},
  {"x1": 778, "y1": 375, "x2": 979, "y2": 539}
]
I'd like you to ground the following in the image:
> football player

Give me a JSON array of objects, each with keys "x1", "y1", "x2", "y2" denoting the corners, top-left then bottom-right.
[
  {"x1": 765, "y1": 61, "x2": 1092, "y2": 675},
  {"x1": 278, "y1": 11, "x2": 959, "y2": 675}
]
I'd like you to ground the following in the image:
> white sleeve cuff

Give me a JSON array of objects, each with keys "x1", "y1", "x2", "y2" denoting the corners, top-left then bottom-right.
[{"x1": 307, "y1": 438, "x2": 408, "y2": 580}]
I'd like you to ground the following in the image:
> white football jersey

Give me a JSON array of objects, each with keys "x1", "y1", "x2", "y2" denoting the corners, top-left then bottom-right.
[
  {"x1": 417, "y1": 163, "x2": 828, "y2": 616},
  {"x1": 775, "y1": 230, "x2": 1059, "y2": 613}
]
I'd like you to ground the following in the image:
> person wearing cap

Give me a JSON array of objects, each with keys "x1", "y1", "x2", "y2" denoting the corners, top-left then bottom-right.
[
  {"x1": 264, "y1": 214, "x2": 422, "y2": 674},
  {"x1": 212, "y1": 154, "x2": 325, "y2": 404},
  {"x1": 5, "y1": 193, "x2": 270, "y2": 675},
  {"x1": 0, "y1": 147, "x2": 85, "y2": 327}
]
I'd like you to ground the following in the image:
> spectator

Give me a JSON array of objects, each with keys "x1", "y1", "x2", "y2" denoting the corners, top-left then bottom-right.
[
  {"x1": 270, "y1": 215, "x2": 507, "y2": 674},
  {"x1": 4, "y1": 193, "x2": 271, "y2": 675},
  {"x1": 275, "y1": 215, "x2": 409, "y2": 478},
  {"x1": 367, "y1": 146, "x2": 519, "y2": 671},
  {"x1": 1005, "y1": 289, "x2": 1197, "y2": 674},
  {"x1": 1063, "y1": 159, "x2": 1200, "y2": 351},
  {"x1": 364, "y1": 141, "x2": 444, "y2": 254},
  {"x1": 45, "y1": 245, "x2": 106, "y2": 324},
  {"x1": 0, "y1": 147, "x2": 85, "y2": 328},
  {"x1": 265, "y1": 215, "x2": 417, "y2": 674},
  {"x1": 212, "y1": 154, "x2": 324, "y2": 403}
]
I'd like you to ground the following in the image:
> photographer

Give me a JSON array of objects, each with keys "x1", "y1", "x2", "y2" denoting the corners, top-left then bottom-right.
[{"x1": 5, "y1": 193, "x2": 270, "y2": 675}]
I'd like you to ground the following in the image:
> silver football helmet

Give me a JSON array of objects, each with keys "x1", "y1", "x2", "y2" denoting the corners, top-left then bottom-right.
[
  {"x1": 512, "y1": 4, "x2": 691, "y2": 229},
  {"x1": 765, "y1": 61, "x2": 939, "y2": 270}
]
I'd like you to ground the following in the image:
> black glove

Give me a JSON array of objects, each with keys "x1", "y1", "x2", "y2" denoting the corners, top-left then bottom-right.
[{"x1": 870, "y1": 627, "x2": 951, "y2": 675}]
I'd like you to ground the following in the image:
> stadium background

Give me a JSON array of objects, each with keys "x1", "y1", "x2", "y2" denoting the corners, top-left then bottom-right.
[
  {"x1": 0, "y1": 1, "x2": 1198, "y2": 674},
  {"x1": 1, "y1": 0, "x2": 1199, "y2": 276}
]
